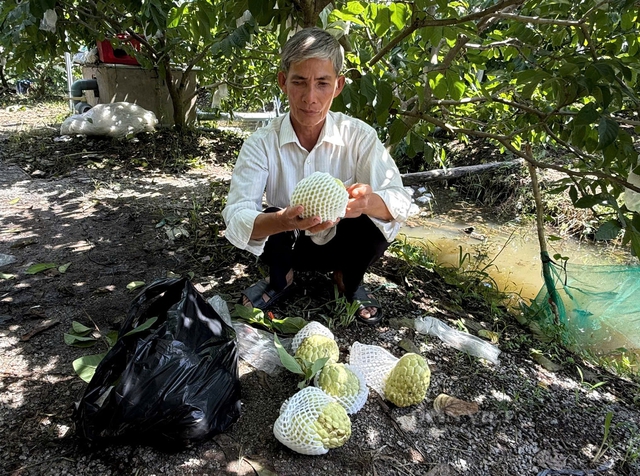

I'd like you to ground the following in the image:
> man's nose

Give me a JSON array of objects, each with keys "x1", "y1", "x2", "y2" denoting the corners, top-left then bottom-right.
[{"x1": 302, "y1": 85, "x2": 317, "y2": 104}]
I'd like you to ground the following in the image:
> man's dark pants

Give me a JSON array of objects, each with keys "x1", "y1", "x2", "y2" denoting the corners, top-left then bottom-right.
[{"x1": 260, "y1": 208, "x2": 390, "y2": 300}]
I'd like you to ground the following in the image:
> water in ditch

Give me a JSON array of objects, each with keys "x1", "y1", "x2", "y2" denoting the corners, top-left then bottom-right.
[{"x1": 399, "y1": 196, "x2": 639, "y2": 363}]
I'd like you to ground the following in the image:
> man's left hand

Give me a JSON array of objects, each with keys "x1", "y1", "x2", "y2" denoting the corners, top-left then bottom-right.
[
  {"x1": 344, "y1": 183, "x2": 393, "y2": 221},
  {"x1": 344, "y1": 183, "x2": 372, "y2": 218}
]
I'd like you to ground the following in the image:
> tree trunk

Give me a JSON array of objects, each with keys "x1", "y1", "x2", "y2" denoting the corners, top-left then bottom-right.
[
  {"x1": 401, "y1": 159, "x2": 524, "y2": 185},
  {"x1": 0, "y1": 64, "x2": 8, "y2": 89},
  {"x1": 163, "y1": 60, "x2": 187, "y2": 131},
  {"x1": 295, "y1": 0, "x2": 332, "y2": 27}
]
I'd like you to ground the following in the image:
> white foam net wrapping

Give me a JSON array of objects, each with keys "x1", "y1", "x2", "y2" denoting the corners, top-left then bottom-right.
[
  {"x1": 291, "y1": 321, "x2": 335, "y2": 354},
  {"x1": 273, "y1": 386, "x2": 343, "y2": 455},
  {"x1": 314, "y1": 363, "x2": 369, "y2": 414},
  {"x1": 290, "y1": 172, "x2": 349, "y2": 222},
  {"x1": 348, "y1": 342, "x2": 399, "y2": 398}
]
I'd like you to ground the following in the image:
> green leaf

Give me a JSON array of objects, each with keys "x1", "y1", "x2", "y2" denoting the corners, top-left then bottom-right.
[
  {"x1": 126, "y1": 281, "x2": 145, "y2": 291},
  {"x1": 72, "y1": 353, "x2": 107, "y2": 383},
  {"x1": 123, "y1": 316, "x2": 158, "y2": 337},
  {"x1": 388, "y1": 118, "x2": 410, "y2": 144},
  {"x1": 274, "y1": 334, "x2": 303, "y2": 375},
  {"x1": 105, "y1": 330, "x2": 119, "y2": 347},
  {"x1": 374, "y1": 80, "x2": 393, "y2": 122},
  {"x1": 574, "y1": 194, "x2": 603, "y2": 208},
  {"x1": 343, "y1": 1, "x2": 366, "y2": 15},
  {"x1": 569, "y1": 186, "x2": 578, "y2": 203},
  {"x1": 58, "y1": 262, "x2": 71, "y2": 273},
  {"x1": 25, "y1": 263, "x2": 57, "y2": 274},
  {"x1": 309, "y1": 357, "x2": 329, "y2": 376},
  {"x1": 446, "y1": 70, "x2": 465, "y2": 101},
  {"x1": 71, "y1": 320, "x2": 93, "y2": 335},
  {"x1": 374, "y1": 7, "x2": 391, "y2": 37},
  {"x1": 360, "y1": 74, "x2": 377, "y2": 104},
  {"x1": 233, "y1": 304, "x2": 266, "y2": 326},
  {"x1": 271, "y1": 316, "x2": 308, "y2": 334},
  {"x1": 547, "y1": 235, "x2": 562, "y2": 242},
  {"x1": 574, "y1": 103, "x2": 599, "y2": 126},
  {"x1": 0, "y1": 272, "x2": 16, "y2": 280},
  {"x1": 594, "y1": 220, "x2": 622, "y2": 241},
  {"x1": 389, "y1": 3, "x2": 409, "y2": 30},
  {"x1": 597, "y1": 117, "x2": 619, "y2": 150},
  {"x1": 63, "y1": 333, "x2": 98, "y2": 347}
]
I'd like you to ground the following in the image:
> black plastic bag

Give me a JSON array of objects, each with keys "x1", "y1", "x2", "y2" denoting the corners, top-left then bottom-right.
[{"x1": 74, "y1": 278, "x2": 241, "y2": 449}]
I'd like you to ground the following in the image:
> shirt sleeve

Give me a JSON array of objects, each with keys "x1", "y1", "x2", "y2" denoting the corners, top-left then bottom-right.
[
  {"x1": 222, "y1": 136, "x2": 270, "y2": 256},
  {"x1": 355, "y1": 128, "x2": 413, "y2": 242}
]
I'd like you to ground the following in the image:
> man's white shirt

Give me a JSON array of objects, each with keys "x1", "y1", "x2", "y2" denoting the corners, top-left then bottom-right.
[{"x1": 222, "y1": 111, "x2": 412, "y2": 256}]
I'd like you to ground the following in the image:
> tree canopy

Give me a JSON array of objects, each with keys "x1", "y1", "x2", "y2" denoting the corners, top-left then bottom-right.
[{"x1": 1, "y1": 0, "x2": 639, "y2": 255}]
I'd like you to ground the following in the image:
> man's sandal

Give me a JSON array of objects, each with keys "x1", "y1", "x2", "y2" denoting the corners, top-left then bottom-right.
[
  {"x1": 241, "y1": 279, "x2": 293, "y2": 310},
  {"x1": 352, "y1": 285, "x2": 384, "y2": 325}
]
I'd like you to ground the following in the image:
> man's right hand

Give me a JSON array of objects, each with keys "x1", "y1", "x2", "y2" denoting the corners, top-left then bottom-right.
[
  {"x1": 250, "y1": 205, "x2": 337, "y2": 240},
  {"x1": 284, "y1": 205, "x2": 338, "y2": 234}
]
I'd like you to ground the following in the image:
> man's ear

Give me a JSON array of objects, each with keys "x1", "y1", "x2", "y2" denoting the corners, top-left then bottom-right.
[
  {"x1": 334, "y1": 75, "x2": 346, "y2": 97},
  {"x1": 277, "y1": 71, "x2": 287, "y2": 93}
]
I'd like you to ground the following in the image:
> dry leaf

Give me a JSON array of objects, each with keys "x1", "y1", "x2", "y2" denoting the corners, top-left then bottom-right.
[
  {"x1": 433, "y1": 393, "x2": 479, "y2": 417},
  {"x1": 477, "y1": 329, "x2": 500, "y2": 344}
]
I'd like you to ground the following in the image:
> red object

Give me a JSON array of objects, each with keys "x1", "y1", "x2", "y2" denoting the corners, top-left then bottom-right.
[{"x1": 97, "y1": 34, "x2": 141, "y2": 66}]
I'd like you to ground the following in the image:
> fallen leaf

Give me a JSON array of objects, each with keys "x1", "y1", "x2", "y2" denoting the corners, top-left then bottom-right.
[
  {"x1": 25, "y1": 262, "x2": 58, "y2": 274},
  {"x1": 433, "y1": 393, "x2": 479, "y2": 417},
  {"x1": 21, "y1": 319, "x2": 60, "y2": 341},
  {"x1": 398, "y1": 337, "x2": 421, "y2": 354},
  {"x1": 58, "y1": 262, "x2": 72, "y2": 273},
  {"x1": 477, "y1": 329, "x2": 500, "y2": 344},
  {"x1": 531, "y1": 352, "x2": 563, "y2": 372},
  {"x1": 243, "y1": 457, "x2": 278, "y2": 476},
  {"x1": 95, "y1": 285, "x2": 116, "y2": 293},
  {"x1": 126, "y1": 281, "x2": 145, "y2": 291}
]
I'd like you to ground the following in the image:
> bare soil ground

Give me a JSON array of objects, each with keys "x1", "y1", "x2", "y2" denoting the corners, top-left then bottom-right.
[{"x1": 1, "y1": 100, "x2": 639, "y2": 476}]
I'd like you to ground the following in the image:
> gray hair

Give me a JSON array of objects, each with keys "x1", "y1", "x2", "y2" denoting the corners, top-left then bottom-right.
[{"x1": 280, "y1": 27, "x2": 344, "y2": 75}]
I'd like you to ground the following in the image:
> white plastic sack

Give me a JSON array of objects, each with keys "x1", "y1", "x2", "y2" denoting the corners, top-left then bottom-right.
[
  {"x1": 624, "y1": 154, "x2": 640, "y2": 212},
  {"x1": 39, "y1": 9, "x2": 57, "y2": 32},
  {"x1": 60, "y1": 102, "x2": 157, "y2": 138}
]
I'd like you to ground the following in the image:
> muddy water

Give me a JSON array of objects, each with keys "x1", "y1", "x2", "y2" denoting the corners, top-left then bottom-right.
[
  {"x1": 400, "y1": 216, "x2": 629, "y2": 303},
  {"x1": 400, "y1": 211, "x2": 639, "y2": 359}
]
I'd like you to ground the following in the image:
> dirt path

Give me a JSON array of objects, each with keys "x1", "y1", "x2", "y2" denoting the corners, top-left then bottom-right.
[{"x1": 1, "y1": 102, "x2": 639, "y2": 476}]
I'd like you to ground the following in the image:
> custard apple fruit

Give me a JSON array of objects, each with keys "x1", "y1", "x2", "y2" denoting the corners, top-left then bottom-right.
[
  {"x1": 384, "y1": 353, "x2": 431, "y2": 407},
  {"x1": 294, "y1": 334, "x2": 340, "y2": 365}
]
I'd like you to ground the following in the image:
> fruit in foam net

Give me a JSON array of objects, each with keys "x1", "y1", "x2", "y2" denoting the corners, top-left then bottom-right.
[
  {"x1": 294, "y1": 334, "x2": 340, "y2": 365},
  {"x1": 290, "y1": 171, "x2": 349, "y2": 222}
]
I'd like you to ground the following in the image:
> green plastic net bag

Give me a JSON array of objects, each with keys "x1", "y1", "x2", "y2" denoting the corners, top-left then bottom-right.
[{"x1": 527, "y1": 262, "x2": 640, "y2": 356}]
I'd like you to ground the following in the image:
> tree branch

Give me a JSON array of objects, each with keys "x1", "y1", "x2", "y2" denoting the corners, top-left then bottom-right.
[
  {"x1": 398, "y1": 110, "x2": 640, "y2": 193},
  {"x1": 369, "y1": 0, "x2": 526, "y2": 66}
]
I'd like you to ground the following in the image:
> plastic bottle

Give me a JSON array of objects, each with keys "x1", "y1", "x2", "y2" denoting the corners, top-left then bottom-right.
[{"x1": 414, "y1": 316, "x2": 501, "y2": 365}]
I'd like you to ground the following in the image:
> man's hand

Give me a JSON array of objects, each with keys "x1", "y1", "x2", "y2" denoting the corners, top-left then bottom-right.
[
  {"x1": 345, "y1": 183, "x2": 393, "y2": 221},
  {"x1": 283, "y1": 205, "x2": 337, "y2": 233},
  {"x1": 250, "y1": 205, "x2": 337, "y2": 240},
  {"x1": 344, "y1": 183, "x2": 372, "y2": 218}
]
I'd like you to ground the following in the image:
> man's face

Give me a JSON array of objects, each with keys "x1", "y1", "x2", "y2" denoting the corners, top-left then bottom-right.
[{"x1": 278, "y1": 58, "x2": 345, "y2": 136}]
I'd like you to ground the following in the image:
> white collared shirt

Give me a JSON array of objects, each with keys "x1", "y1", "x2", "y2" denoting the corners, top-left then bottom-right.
[{"x1": 222, "y1": 111, "x2": 412, "y2": 256}]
